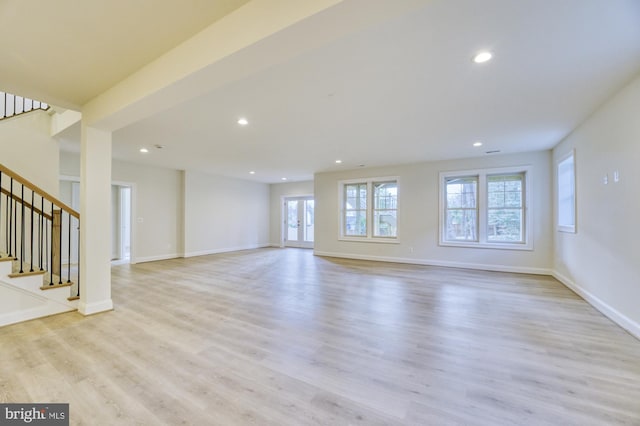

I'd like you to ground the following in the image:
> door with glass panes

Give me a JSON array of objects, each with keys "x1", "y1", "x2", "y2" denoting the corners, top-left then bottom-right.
[{"x1": 284, "y1": 197, "x2": 314, "y2": 248}]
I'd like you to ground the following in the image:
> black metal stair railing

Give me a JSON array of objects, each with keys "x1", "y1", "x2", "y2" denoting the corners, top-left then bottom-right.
[
  {"x1": 0, "y1": 164, "x2": 80, "y2": 300},
  {"x1": 1, "y1": 91, "x2": 49, "y2": 120}
]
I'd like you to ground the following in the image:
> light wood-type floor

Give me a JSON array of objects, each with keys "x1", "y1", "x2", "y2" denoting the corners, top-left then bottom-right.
[{"x1": 1, "y1": 248, "x2": 639, "y2": 425}]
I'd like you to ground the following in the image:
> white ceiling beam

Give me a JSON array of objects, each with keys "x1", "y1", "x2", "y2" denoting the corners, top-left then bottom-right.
[{"x1": 82, "y1": 0, "x2": 430, "y2": 130}]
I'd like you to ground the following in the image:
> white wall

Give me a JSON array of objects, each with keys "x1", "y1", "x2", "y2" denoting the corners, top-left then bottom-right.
[
  {"x1": 269, "y1": 180, "x2": 314, "y2": 246},
  {"x1": 553, "y1": 73, "x2": 640, "y2": 338},
  {"x1": 0, "y1": 111, "x2": 60, "y2": 195},
  {"x1": 314, "y1": 151, "x2": 553, "y2": 273},
  {"x1": 60, "y1": 152, "x2": 183, "y2": 262},
  {"x1": 183, "y1": 170, "x2": 270, "y2": 256}
]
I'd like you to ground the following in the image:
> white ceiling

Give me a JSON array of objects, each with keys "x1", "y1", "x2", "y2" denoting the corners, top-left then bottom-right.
[
  {"x1": 0, "y1": 0, "x2": 250, "y2": 108},
  {"x1": 6, "y1": 0, "x2": 640, "y2": 183}
]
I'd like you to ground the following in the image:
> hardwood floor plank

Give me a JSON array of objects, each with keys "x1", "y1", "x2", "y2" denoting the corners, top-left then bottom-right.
[{"x1": 1, "y1": 248, "x2": 639, "y2": 425}]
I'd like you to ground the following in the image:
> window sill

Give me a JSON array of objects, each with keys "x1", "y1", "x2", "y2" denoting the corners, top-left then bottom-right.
[
  {"x1": 439, "y1": 241, "x2": 533, "y2": 251},
  {"x1": 339, "y1": 237, "x2": 400, "y2": 244}
]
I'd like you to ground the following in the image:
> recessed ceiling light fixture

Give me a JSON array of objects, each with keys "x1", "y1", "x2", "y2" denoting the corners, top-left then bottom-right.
[
  {"x1": 335, "y1": 160, "x2": 342, "y2": 164},
  {"x1": 281, "y1": 177, "x2": 287, "y2": 181},
  {"x1": 473, "y1": 51, "x2": 493, "y2": 64},
  {"x1": 139, "y1": 148, "x2": 149, "y2": 153},
  {"x1": 473, "y1": 141, "x2": 483, "y2": 147},
  {"x1": 237, "y1": 117, "x2": 249, "y2": 126},
  {"x1": 249, "y1": 171, "x2": 256, "y2": 175}
]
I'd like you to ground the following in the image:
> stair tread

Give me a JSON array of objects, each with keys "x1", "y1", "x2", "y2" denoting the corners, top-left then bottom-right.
[
  {"x1": 8, "y1": 270, "x2": 46, "y2": 278},
  {"x1": 40, "y1": 282, "x2": 73, "y2": 291}
]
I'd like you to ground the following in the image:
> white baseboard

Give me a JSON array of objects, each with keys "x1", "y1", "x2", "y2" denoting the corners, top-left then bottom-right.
[
  {"x1": 184, "y1": 244, "x2": 271, "y2": 258},
  {"x1": 0, "y1": 280, "x2": 76, "y2": 327},
  {"x1": 313, "y1": 251, "x2": 552, "y2": 275},
  {"x1": 0, "y1": 304, "x2": 76, "y2": 328},
  {"x1": 78, "y1": 299, "x2": 113, "y2": 316},
  {"x1": 131, "y1": 253, "x2": 180, "y2": 264},
  {"x1": 552, "y1": 271, "x2": 640, "y2": 340}
]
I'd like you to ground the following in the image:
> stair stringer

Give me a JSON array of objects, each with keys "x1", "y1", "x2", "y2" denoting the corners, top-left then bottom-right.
[{"x1": 0, "y1": 259, "x2": 78, "y2": 327}]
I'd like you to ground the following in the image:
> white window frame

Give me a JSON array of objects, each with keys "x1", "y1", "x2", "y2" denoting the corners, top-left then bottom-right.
[
  {"x1": 339, "y1": 176, "x2": 400, "y2": 243},
  {"x1": 439, "y1": 166, "x2": 533, "y2": 250},
  {"x1": 557, "y1": 150, "x2": 576, "y2": 233}
]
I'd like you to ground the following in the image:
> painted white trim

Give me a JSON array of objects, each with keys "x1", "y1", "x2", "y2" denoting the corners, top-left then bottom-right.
[
  {"x1": 439, "y1": 165, "x2": 533, "y2": 250},
  {"x1": 78, "y1": 299, "x2": 113, "y2": 316},
  {"x1": 0, "y1": 304, "x2": 75, "y2": 328},
  {"x1": 338, "y1": 176, "x2": 400, "y2": 241},
  {"x1": 0, "y1": 280, "x2": 77, "y2": 327},
  {"x1": 313, "y1": 251, "x2": 551, "y2": 275},
  {"x1": 556, "y1": 150, "x2": 577, "y2": 233},
  {"x1": 552, "y1": 270, "x2": 640, "y2": 340},
  {"x1": 132, "y1": 253, "x2": 181, "y2": 264},
  {"x1": 184, "y1": 244, "x2": 271, "y2": 258},
  {"x1": 282, "y1": 195, "x2": 315, "y2": 249}
]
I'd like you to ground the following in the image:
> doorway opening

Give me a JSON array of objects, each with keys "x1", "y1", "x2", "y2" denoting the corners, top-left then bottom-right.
[{"x1": 112, "y1": 185, "x2": 132, "y2": 263}]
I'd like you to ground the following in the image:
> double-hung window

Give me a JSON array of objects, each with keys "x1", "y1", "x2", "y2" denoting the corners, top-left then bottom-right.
[
  {"x1": 340, "y1": 177, "x2": 398, "y2": 241},
  {"x1": 487, "y1": 173, "x2": 525, "y2": 242},
  {"x1": 443, "y1": 176, "x2": 478, "y2": 241},
  {"x1": 344, "y1": 183, "x2": 368, "y2": 236},
  {"x1": 440, "y1": 166, "x2": 531, "y2": 250}
]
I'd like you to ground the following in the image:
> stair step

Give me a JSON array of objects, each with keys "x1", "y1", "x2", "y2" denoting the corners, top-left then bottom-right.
[
  {"x1": 40, "y1": 282, "x2": 73, "y2": 291},
  {"x1": 8, "y1": 270, "x2": 46, "y2": 278},
  {"x1": 67, "y1": 296, "x2": 80, "y2": 301},
  {"x1": 0, "y1": 256, "x2": 17, "y2": 262}
]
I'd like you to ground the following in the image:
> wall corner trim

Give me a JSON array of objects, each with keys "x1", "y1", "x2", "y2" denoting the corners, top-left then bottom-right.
[{"x1": 552, "y1": 270, "x2": 640, "y2": 340}]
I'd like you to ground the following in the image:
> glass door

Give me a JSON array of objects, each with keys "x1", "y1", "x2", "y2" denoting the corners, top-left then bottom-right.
[{"x1": 284, "y1": 197, "x2": 314, "y2": 248}]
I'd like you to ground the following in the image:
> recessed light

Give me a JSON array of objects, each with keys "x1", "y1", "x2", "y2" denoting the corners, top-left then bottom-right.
[
  {"x1": 473, "y1": 141, "x2": 483, "y2": 147},
  {"x1": 237, "y1": 118, "x2": 249, "y2": 126},
  {"x1": 249, "y1": 171, "x2": 255, "y2": 175},
  {"x1": 335, "y1": 160, "x2": 342, "y2": 164},
  {"x1": 139, "y1": 148, "x2": 149, "y2": 153},
  {"x1": 473, "y1": 51, "x2": 493, "y2": 64},
  {"x1": 281, "y1": 177, "x2": 287, "y2": 181}
]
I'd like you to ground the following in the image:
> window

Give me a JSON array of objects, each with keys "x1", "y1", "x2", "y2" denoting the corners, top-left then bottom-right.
[
  {"x1": 340, "y1": 177, "x2": 399, "y2": 241},
  {"x1": 444, "y1": 176, "x2": 478, "y2": 241},
  {"x1": 487, "y1": 173, "x2": 524, "y2": 242},
  {"x1": 440, "y1": 166, "x2": 531, "y2": 250},
  {"x1": 557, "y1": 151, "x2": 576, "y2": 233},
  {"x1": 373, "y1": 181, "x2": 397, "y2": 237},
  {"x1": 344, "y1": 183, "x2": 367, "y2": 236}
]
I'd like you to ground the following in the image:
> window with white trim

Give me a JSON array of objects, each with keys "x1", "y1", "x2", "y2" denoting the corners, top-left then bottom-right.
[
  {"x1": 557, "y1": 151, "x2": 576, "y2": 233},
  {"x1": 373, "y1": 181, "x2": 397, "y2": 237},
  {"x1": 440, "y1": 167, "x2": 531, "y2": 250},
  {"x1": 340, "y1": 177, "x2": 398, "y2": 241},
  {"x1": 344, "y1": 182, "x2": 367, "y2": 236}
]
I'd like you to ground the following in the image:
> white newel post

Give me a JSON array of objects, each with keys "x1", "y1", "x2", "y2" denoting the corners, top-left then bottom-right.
[{"x1": 78, "y1": 124, "x2": 113, "y2": 315}]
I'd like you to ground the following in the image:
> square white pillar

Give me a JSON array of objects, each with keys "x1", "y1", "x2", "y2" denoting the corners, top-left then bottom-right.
[{"x1": 79, "y1": 125, "x2": 113, "y2": 315}]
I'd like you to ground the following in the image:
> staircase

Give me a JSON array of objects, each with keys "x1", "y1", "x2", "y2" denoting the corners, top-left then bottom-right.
[{"x1": 0, "y1": 164, "x2": 79, "y2": 327}]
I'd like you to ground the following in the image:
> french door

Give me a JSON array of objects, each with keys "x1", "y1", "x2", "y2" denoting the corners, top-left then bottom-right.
[{"x1": 284, "y1": 197, "x2": 314, "y2": 248}]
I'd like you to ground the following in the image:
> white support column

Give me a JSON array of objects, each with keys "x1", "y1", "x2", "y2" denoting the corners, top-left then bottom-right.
[{"x1": 78, "y1": 124, "x2": 113, "y2": 315}]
